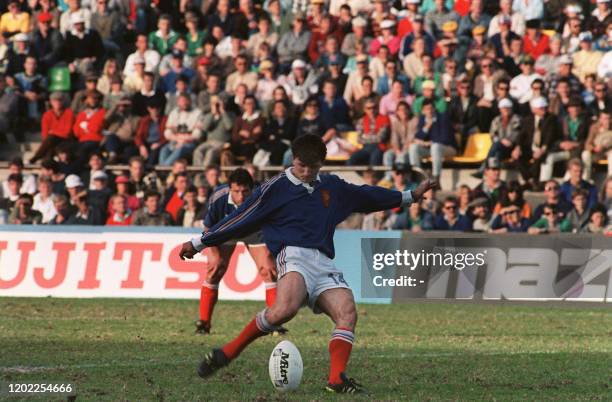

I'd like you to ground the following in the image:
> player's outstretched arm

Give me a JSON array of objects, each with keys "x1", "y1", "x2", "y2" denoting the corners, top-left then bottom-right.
[{"x1": 339, "y1": 177, "x2": 438, "y2": 214}]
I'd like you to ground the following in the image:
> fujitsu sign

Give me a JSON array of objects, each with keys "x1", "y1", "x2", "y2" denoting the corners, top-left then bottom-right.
[{"x1": 0, "y1": 230, "x2": 265, "y2": 300}]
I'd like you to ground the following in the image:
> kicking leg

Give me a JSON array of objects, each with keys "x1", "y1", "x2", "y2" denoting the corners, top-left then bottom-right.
[
  {"x1": 316, "y1": 288, "x2": 365, "y2": 393},
  {"x1": 198, "y1": 271, "x2": 307, "y2": 379},
  {"x1": 196, "y1": 245, "x2": 233, "y2": 334}
]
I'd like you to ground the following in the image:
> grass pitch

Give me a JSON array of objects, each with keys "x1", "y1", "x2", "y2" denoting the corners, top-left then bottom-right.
[{"x1": 0, "y1": 298, "x2": 610, "y2": 401}]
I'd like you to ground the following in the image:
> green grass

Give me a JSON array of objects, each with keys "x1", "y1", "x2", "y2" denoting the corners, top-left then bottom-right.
[{"x1": 0, "y1": 298, "x2": 611, "y2": 401}]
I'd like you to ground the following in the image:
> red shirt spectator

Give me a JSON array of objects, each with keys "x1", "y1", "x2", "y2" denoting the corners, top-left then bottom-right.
[
  {"x1": 73, "y1": 91, "x2": 106, "y2": 143},
  {"x1": 523, "y1": 33, "x2": 550, "y2": 61},
  {"x1": 42, "y1": 107, "x2": 74, "y2": 140}
]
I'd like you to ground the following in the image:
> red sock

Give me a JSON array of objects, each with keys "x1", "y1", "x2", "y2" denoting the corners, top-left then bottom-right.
[
  {"x1": 265, "y1": 283, "x2": 277, "y2": 307},
  {"x1": 328, "y1": 327, "x2": 354, "y2": 384},
  {"x1": 199, "y1": 282, "x2": 218, "y2": 322},
  {"x1": 222, "y1": 310, "x2": 271, "y2": 360}
]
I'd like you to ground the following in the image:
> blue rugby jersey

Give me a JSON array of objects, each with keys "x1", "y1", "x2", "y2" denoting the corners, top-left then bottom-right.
[{"x1": 191, "y1": 168, "x2": 412, "y2": 259}]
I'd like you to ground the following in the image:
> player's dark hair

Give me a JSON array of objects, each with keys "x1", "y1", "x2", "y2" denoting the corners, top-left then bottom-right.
[
  {"x1": 292, "y1": 134, "x2": 327, "y2": 165},
  {"x1": 229, "y1": 168, "x2": 254, "y2": 189}
]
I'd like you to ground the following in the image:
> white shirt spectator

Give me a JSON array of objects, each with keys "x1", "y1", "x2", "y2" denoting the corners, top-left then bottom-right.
[
  {"x1": 510, "y1": 72, "x2": 543, "y2": 104},
  {"x1": 123, "y1": 50, "x2": 161, "y2": 76},
  {"x1": 598, "y1": 50, "x2": 612, "y2": 79},
  {"x1": 59, "y1": 9, "x2": 92, "y2": 36},
  {"x1": 33, "y1": 193, "x2": 57, "y2": 224}
]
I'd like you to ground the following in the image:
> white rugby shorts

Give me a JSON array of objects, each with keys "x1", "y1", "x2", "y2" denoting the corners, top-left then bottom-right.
[{"x1": 275, "y1": 246, "x2": 351, "y2": 313}]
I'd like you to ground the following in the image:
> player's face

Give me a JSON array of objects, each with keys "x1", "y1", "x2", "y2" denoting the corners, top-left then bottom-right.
[
  {"x1": 292, "y1": 157, "x2": 322, "y2": 183},
  {"x1": 230, "y1": 183, "x2": 251, "y2": 206}
]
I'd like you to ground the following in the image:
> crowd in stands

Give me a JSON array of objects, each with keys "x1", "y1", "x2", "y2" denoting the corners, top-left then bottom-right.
[{"x1": 0, "y1": 0, "x2": 611, "y2": 233}]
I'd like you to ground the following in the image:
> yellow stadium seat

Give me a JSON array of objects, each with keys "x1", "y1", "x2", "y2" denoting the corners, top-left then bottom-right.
[
  {"x1": 596, "y1": 159, "x2": 608, "y2": 165},
  {"x1": 542, "y1": 29, "x2": 556, "y2": 38},
  {"x1": 451, "y1": 133, "x2": 492, "y2": 163}
]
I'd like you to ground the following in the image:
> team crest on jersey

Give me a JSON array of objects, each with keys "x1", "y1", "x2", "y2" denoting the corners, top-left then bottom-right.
[{"x1": 320, "y1": 189, "x2": 330, "y2": 207}]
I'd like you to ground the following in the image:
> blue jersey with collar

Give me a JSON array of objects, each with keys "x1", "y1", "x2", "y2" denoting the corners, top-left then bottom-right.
[{"x1": 196, "y1": 170, "x2": 403, "y2": 259}]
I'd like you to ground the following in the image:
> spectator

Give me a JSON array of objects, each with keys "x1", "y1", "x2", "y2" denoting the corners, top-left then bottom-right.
[
  {"x1": 30, "y1": 92, "x2": 74, "y2": 164},
  {"x1": 109, "y1": 175, "x2": 140, "y2": 215},
  {"x1": 566, "y1": 188, "x2": 592, "y2": 233},
  {"x1": 523, "y1": 19, "x2": 549, "y2": 61},
  {"x1": 132, "y1": 72, "x2": 166, "y2": 117},
  {"x1": 491, "y1": 204, "x2": 530, "y2": 233},
  {"x1": 409, "y1": 99, "x2": 457, "y2": 180},
  {"x1": 370, "y1": 19, "x2": 400, "y2": 56},
  {"x1": 159, "y1": 50, "x2": 195, "y2": 94},
  {"x1": 383, "y1": 101, "x2": 416, "y2": 173},
  {"x1": 193, "y1": 96, "x2": 233, "y2": 167},
  {"x1": 535, "y1": 34, "x2": 562, "y2": 80},
  {"x1": 73, "y1": 90, "x2": 106, "y2": 168},
  {"x1": 147, "y1": 14, "x2": 178, "y2": 55},
  {"x1": 63, "y1": 11, "x2": 104, "y2": 77},
  {"x1": 277, "y1": 13, "x2": 311, "y2": 72},
  {"x1": 295, "y1": 97, "x2": 329, "y2": 142},
  {"x1": 2, "y1": 157, "x2": 37, "y2": 195},
  {"x1": 132, "y1": 190, "x2": 173, "y2": 226},
  {"x1": 449, "y1": 78, "x2": 478, "y2": 147},
  {"x1": 0, "y1": 1, "x2": 30, "y2": 38},
  {"x1": 489, "y1": 0, "x2": 525, "y2": 38},
  {"x1": 474, "y1": 98, "x2": 521, "y2": 178},
  {"x1": 1, "y1": 173, "x2": 23, "y2": 209},
  {"x1": 472, "y1": 157, "x2": 508, "y2": 209},
  {"x1": 583, "y1": 110, "x2": 612, "y2": 180},
  {"x1": 602, "y1": 177, "x2": 612, "y2": 222},
  {"x1": 65, "y1": 190, "x2": 105, "y2": 225},
  {"x1": 572, "y1": 32, "x2": 603, "y2": 82},
  {"x1": 493, "y1": 180, "x2": 532, "y2": 219},
  {"x1": 106, "y1": 194, "x2": 132, "y2": 225},
  {"x1": 467, "y1": 197, "x2": 493, "y2": 232},
  {"x1": 380, "y1": 79, "x2": 412, "y2": 117},
  {"x1": 581, "y1": 204, "x2": 608, "y2": 233},
  {"x1": 391, "y1": 200, "x2": 435, "y2": 231},
  {"x1": 87, "y1": 170, "x2": 112, "y2": 211},
  {"x1": 559, "y1": 158, "x2": 599, "y2": 209},
  {"x1": 176, "y1": 186, "x2": 206, "y2": 227},
  {"x1": 343, "y1": 53, "x2": 371, "y2": 105},
  {"x1": 319, "y1": 79, "x2": 351, "y2": 131},
  {"x1": 517, "y1": 96, "x2": 559, "y2": 190},
  {"x1": 348, "y1": 98, "x2": 389, "y2": 165},
  {"x1": 40, "y1": 159, "x2": 66, "y2": 195},
  {"x1": 231, "y1": 94, "x2": 264, "y2": 161},
  {"x1": 509, "y1": 55, "x2": 542, "y2": 105},
  {"x1": 127, "y1": 156, "x2": 162, "y2": 200},
  {"x1": 402, "y1": 36, "x2": 427, "y2": 82},
  {"x1": 32, "y1": 176, "x2": 57, "y2": 223},
  {"x1": 341, "y1": 16, "x2": 371, "y2": 57},
  {"x1": 9, "y1": 193, "x2": 43, "y2": 224},
  {"x1": 278, "y1": 60, "x2": 319, "y2": 108},
  {"x1": 124, "y1": 34, "x2": 160, "y2": 77},
  {"x1": 412, "y1": 78, "x2": 447, "y2": 115},
  {"x1": 528, "y1": 203, "x2": 572, "y2": 234},
  {"x1": 48, "y1": 194, "x2": 75, "y2": 225},
  {"x1": 351, "y1": 75, "x2": 380, "y2": 119},
  {"x1": 134, "y1": 99, "x2": 167, "y2": 167},
  {"x1": 432, "y1": 196, "x2": 472, "y2": 231},
  {"x1": 102, "y1": 96, "x2": 139, "y2": 163},
  {"x1": 223, "y1": 55, "x2": 257, "y2": 96},
  {"x1": 259, "y1": 100, "x2": 296, "y2": 166},
  {"x1": 425, "y1": 0, "x2": 460, "y2": 40},
  {"x1": 159, "y1": 93, "x2": 202, "y2": 166}
]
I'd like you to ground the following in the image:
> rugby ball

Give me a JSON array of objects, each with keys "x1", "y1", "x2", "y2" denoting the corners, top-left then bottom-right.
[{"x1": 268, "y1": 340, "x2": 303, "y2": 392}]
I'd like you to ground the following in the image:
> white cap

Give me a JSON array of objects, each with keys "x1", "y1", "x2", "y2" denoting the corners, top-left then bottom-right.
[
  {"x1": 13, "y1": 33, "x2": 28, "y2": 42},
  {"x1": 70, "y1": 11, "x2": 86, "y2": 25},
  {"x1": 65, "y1": 174, "x2": 84, "y2": 188},
  {"x1": 530, "y1": 97, "x2": 548, "y2": 109},
  {"x1": 565, "y1": 4, "x2": 582, "y2": 13},
  {"x1": 406, "y1": 0, "x2": 420, "y2": 3},
  {"x1": 352, "y1": 16, "x2": 367, "y2": 28},
  {"x1": 578, "y1": 31, "x2": 593, "y2": 41},
  {"x1": 92, "y1": 171, "x2": 108, "y2": 181},
  {"x1": 380, "y1": 19, "x2": 396, "y2": 30},
  {"x1": 597, "y1": 0, "x2": 610, "y2": 3},
  {"x1": 559, "y1": 54, "x2": 573, "y2": 64},
  {"x1": 291, "y1": 59, "x2": 307, "y2": 69},
  {"x1": 498, "y1": 98, "x2": 513, "y2": 109}
]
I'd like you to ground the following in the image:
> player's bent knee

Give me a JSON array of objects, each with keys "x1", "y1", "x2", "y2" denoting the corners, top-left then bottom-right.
[
  {"x1": 267, "y1": 303, "x2": 299, "y2": 325},
  {"x1": 206, "y1": 262, "x2": 228, "y2": 283}
]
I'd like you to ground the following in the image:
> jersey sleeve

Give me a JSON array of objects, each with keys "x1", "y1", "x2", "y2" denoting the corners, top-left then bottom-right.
[
  {"x1": 191, "y1": 179, "x2": 279, "y2": 251},
  {"x1": 337, "y1": 177, "x2": 403, "y2": 214}
]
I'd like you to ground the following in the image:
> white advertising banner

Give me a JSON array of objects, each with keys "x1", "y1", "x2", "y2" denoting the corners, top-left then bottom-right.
[{"x1": 0, "y1": 229, "x2": 266, "y2": 300}]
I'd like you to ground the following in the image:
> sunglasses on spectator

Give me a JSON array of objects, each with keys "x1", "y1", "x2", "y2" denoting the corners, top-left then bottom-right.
[
  {"x1": 444, "y1": 205, "x2": 457, "y2": 210},
  {"x1": 503, "y1": 209, "x2": 519, "y2": 216},
  {"x1": 482, "y1": 63, "x2": 492, "y2": 68},
  {"x1": 596, "y1": 88, "x2": 606, "y2": 92},
  {"x1": 545, "y1": 186, "x2": 559, "y2": 191}
]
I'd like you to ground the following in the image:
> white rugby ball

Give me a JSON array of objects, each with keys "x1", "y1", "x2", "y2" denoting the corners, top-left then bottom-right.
[{"x1": 268, "y1": 340, "x2": 303, "y2": 392}]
